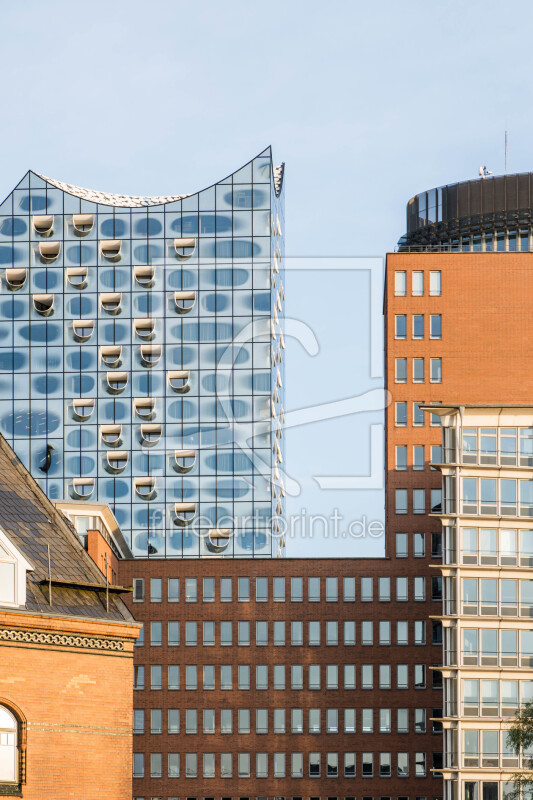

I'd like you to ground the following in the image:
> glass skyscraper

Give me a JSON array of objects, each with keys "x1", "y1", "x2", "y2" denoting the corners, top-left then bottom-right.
[{"x1": 0, "y1": 147, "x2": 284, "y2": 558}]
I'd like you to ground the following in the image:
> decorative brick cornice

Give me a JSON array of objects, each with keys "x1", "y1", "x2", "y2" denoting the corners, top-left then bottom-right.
[{"x1": 0, "y1": 628, "x2": 125, "y2": 652}]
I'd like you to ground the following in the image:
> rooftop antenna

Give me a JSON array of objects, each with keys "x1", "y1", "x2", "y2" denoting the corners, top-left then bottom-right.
[
  {"x1": 479, "y1": 165, "x2": 493, "y2": 180},
  {"x1": 505, "y1": 130, "x2": 508, "y2": 174}
]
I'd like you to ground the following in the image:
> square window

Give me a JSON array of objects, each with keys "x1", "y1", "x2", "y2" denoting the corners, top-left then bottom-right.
[
  {"x1": 395, "y1": 358, "x2": 407, "y2": 383},
  {"x1": 413, "y1": 358, "x2": 425, "y2": 383},
  {"x1": 395, "y1": 402, "x2": 407, "y2": 426},
  {"x1": 395, "y1": 314, "x2": 407, "y2": 338}
]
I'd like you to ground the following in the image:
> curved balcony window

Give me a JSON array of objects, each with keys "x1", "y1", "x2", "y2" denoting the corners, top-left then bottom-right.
[
  {"x1": 174, "y1": 290, "x2": 196, "y2": 314},
  {"x1": 168, "y1": 370, "x2": 190, "y2": 393},
  {"x1": 100, "y1": 424, "x2": 122, "y2": 447},
  {"x1": 72, "y1": 319, "x2": 94, "y2": 342},
  {"x1": 100, "y1": 240, "x2": 122, "y2": 261},
  {"x1": 72, "y1": 214, "x2": 94, "y2": 235},
  {"x1": 173, "y1": 502, "x2": 196, "y2": 526},
  {"x1": 106, "y1": 371, "x2": 128, "y2": 394},
  {"x1": 134, "y1": 265, "x2": 155, "y2": 287},
  {"x1": 72, "y1": 398, "x2": 95, "y2": 421},
  {"x1": 33, "y1": 215, "x2": 54, "y2": 235},
  {"x1": 38, "y1": 241, "x2": 60, "y2": 262},
  {"x1": 174, "y1": 237, "x2": 196, "y2": 259},
  {"x1": 134, "y1": 398, "x2": 156, "y2": 419},
  {"x1": 173, "y1": 449, "x2": 196, "y2": 473},
  {"x1": 5, "y1": 268, "x2": 27, "y2": 290},
  {"x1": 135, "y1": 477, "x2": 156, "y2": 500},
  {"x1": 70, "y1": 478, "x2": 95, "y2": 499},
  {"x1": 140, "y1": 344, "x2": 161, "y2": 367},
  {"x1": 134, "y1": 318, "x2": 155, "y2": 339},
  {"x1": 207, "y1": 528, "x2": 231, "y2": 552},
  {"x1": 106, "y1": 451, "x2": 128, "y2": 473},
  {"x1": 66, "y1": 266, "x2": 88, "y2": 289},
  {"x1": 100, "y1": 293, "x2": 122, "y2": 314},
  {"x1": 33, "y1": 294, "x2": 54, "y2": 316},
  {"x1": 140, "y1": 423, "x2": 161, "y2": 446},
  {"x1": 100, "y1": 345, "x2": 122, "y2": 367}
]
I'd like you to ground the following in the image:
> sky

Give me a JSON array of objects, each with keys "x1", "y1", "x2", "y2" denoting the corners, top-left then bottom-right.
[{"x1": 1, "y1": 0, "x2": 532, "y2": 557}]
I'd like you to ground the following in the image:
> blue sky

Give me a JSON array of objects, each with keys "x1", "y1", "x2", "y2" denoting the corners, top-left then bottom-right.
[{"x1": 1, "y1": 0, "x2": 532, "y2": 556}]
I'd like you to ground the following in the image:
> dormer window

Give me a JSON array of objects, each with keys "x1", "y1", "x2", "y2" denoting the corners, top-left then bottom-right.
[{"x1": 0, "y1": 528, "x2": 33, "y2": 608}]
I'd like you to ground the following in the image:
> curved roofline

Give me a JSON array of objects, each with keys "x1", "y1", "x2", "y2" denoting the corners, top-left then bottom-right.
[
  {"x1": 408, "y1": 169, "x2": 533, "y2": 205},
  {"x1": 23, "y1": 146, "x2": 283, "y2": 209}
]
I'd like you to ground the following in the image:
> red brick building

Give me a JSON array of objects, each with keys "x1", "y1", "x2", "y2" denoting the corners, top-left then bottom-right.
[{"x1": 0, "y1": 435, "x2": 140, "y2": 799}]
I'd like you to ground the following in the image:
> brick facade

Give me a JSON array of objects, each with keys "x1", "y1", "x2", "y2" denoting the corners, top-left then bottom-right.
[
  {"x1": 0, "y1": 611, "x2": 137, "y2": 800},
  {"x1": 119, "y1": 557, "x2": 443, "y2": 800}
]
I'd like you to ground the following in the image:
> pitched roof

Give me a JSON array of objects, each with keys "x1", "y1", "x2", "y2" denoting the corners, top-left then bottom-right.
[{"x1": 0, "y1": 434, "x2": 133, "y2": 622}]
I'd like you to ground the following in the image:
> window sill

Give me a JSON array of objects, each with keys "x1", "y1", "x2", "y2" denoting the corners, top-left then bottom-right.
[{"x1": 0, "y1": 787, "x2": 22, "y2": 798}]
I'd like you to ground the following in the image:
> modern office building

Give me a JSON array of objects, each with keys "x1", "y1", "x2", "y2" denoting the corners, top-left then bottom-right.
[
  {"x1": 427, "y1": 404, "x2": 533, "y2": 800},
  {"x1": 0, "y1": 147, "x2": 284, "y2": 559},
  {"x1": 386, "y1": 171, "x2": 533, "y2": 800}
]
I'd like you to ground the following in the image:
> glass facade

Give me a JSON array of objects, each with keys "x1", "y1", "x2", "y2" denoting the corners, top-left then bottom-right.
[{"x1": 0, "y1": 147, "x2": 285, "y2": 557}]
